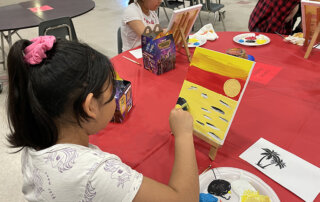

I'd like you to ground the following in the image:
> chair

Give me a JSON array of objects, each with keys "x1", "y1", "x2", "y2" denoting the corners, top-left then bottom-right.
[
  {"x1": 0, "y1": 32, "x2": 5, "y2": 70},
  {"x1": 39, "y1": 17, "x2": 78, "y2": 41},
  {"x1": 1, "y1": 30, "x2": 22, "y2": 70},
  {"x1": 160, "y1": 0, "x2": 185, "y2": 22},
  {"x1": 159, "y1": 2, "x2": 170, "y2": 22},
  {"x1": 163, "y1": 0, "x2": 185, "y2": 9},
  {"x1": 195, "y1": 0, "x2": 226, "y2": 31},
  {"x1": 117, "y1": 27, "x2": 122, "y2": 54}
]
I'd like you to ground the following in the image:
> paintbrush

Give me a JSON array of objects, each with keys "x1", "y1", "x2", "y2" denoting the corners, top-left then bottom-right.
[
  {"x1": 274, "y1": 31, "x2": 285, "y2": 39},
  {"x1": 201, "y1": 165, "x2": 212, "y2": 175},
  {"x1": 122, "y1": 56, "x2": 142, "y2": 66}
]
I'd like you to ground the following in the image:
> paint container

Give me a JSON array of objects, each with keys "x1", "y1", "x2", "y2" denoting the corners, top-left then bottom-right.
[
  {"x1": 226, "y1": 48, "x2": 255, "y2": 61},
  {"x1": 226, "y1": 48, "x2": 247, "y2": 58}
]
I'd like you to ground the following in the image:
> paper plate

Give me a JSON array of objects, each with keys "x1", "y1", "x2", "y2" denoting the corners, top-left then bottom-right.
[
  {"x1": 199, "y1": 167, "x2": 280, "y2": 202},
  {"x1": 233, "y1": 33, "x2": 270, "y2": 46},
  {"x1": 188, "y1": 35, "x2": 207, "y2": 47}
]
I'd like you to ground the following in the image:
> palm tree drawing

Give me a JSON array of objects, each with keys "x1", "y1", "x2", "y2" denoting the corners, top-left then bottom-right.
[
  {"x1": 275, "y1": 159, "x2": 286, "y2": 169},
  {"x1": 257, "y1": 148, "x2": 286, "y2": 169}
]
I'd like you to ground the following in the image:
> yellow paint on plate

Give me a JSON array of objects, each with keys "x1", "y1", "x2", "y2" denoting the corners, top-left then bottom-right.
[
  {"x1": 241, "y1": 190, "x2": 271, "y2": 202},
  {"x1": 256, "y1": 39, "x2": 266, "y2": 44},
  {"x1": 189, "y1": 38, "x2": 199, "y2": 43}
]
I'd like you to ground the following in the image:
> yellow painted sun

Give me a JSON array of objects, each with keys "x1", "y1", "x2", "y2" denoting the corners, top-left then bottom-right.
[{"x1": 223, "y1": 79, "x2": 241, "y2": 97}]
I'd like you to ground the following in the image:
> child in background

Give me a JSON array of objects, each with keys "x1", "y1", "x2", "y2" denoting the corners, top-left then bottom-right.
[
  {"x1": 6, "y1": 36, "x2": 199, "y2": 202},
  {"x1": 121, "y1": 0, "x2": 162, "y2": 51},
  {"x1": 248, "y1": 0, "x2": 300, "y2": 35}
]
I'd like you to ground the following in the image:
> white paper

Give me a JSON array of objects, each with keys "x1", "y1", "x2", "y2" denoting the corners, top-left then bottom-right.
[
  {"x1": 129, "y1": 48, "x2": 142, "y2": 59},
  {"x1": 240, "y1": 138, "x2": 320, "y2": 202}
]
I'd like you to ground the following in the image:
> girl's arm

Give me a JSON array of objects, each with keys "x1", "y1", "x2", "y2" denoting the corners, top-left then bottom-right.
[
  {"x1": 285, "y1": 4, "x2": 299, "y2": 23},
  {"x1": 133, "y1": 108, "x2": 199, "y2": 202},
  {"x1": 127, "y1": 20, "x2": 147, "y2": 37}
]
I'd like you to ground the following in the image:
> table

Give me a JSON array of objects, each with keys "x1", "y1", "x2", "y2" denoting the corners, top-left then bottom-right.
[
  {"x1": 89, "y1": 32, "x2": 320, "y2": 201},
  {"x1": 0, "y1": 0, "x2": 95, "y2": 69}
]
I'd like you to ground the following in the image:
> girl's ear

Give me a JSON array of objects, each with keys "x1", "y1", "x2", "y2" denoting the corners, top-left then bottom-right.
[{"x1": 83, "y1": 93, "x2": 98, "y2": 119}]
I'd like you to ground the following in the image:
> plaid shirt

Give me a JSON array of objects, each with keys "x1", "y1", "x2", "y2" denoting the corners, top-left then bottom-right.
[{"x1": 248, "y1": 0, "x2": 300, "y2": 35}]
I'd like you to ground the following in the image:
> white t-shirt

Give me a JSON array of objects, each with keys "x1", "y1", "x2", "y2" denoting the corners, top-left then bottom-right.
[
  {"x1": 121, "y1": 3, "x2": 159, "y2": 52},
  {"x1": 21, "y1": 144, "x2": 143, "y2": 202}
]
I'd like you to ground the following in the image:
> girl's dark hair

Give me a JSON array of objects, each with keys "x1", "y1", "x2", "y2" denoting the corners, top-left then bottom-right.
[{"x1": 7, "y1": 39, "x2": 116, "y2": 151}]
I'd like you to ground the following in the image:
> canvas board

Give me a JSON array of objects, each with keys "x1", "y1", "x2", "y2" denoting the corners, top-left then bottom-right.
[
  {"x1": 301, "y1": 0, "x2": 320, "y2": 43},
  {"x1": 240, "y1": 138, "x2": 320, "y2": 202},
  {"x1": 176, "y1": 47, "x2": 255, "y2": 146},
  {"x1": 166, "y1": 4, "x2": 202, "y2": 37}
]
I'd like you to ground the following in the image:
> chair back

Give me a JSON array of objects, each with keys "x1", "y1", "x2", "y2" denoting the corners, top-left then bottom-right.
[
  {"x1": 117, "y1": 27, "x2": 123, "y2": 54},
  {"x1": 205, "y1": 0, "x2": 210, "y2": 9},
  {"x1": 163, "y1": 0, "x2": 169, "y2": 7},
  {"x1": 194, "y1": 0, "x2": 206, "y2": 9},
  {"x1": 206, "y1": 0, "x2": 224, "y2": 12},
  {"x1": 39, "y1": 17, "x2": 78, "y2": 41},
  {"x1": 163, "y1": 0, "x2": 185, "y2": 9}
]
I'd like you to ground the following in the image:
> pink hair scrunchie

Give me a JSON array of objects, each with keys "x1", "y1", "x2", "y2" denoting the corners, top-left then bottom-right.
[{"x1": 24, "y1": 35, "x2": 56, "y2": 65}]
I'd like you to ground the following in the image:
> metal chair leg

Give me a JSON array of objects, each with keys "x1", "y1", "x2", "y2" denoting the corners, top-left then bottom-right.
[
  {"x1": 0, "y1": 30, "x2": 22, "y2": 70},
  {"x1": 207, "y1": 11, "x2": 211, "y2": 22},
  {"x1": 211, "y1": 12, "x2": 217, "y2": 26},
  {"x1": 1, "y1": 32, "x2": 6, "y2": 70},
  {"x1": 199, "y1": 12, "x2": 203, "y2": 27},
  {"x1": 15, "y1": 31, "x2": 23, "y2": 40},
  {"x1": 162, "y1": 7, "x2": 170, "y2": 22},
  {"x1": 219, "y1": 12, "x2": 226, "y2": 31}
]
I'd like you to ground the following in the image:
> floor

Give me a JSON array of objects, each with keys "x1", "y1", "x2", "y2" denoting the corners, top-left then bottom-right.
[{"x1": 0, "y1": 0, "x2": 257, "y2": 201}]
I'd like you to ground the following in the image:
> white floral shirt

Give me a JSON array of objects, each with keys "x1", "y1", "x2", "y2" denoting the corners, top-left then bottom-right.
[
  {"x1": 121, "y1": 2, "x2": 159, "y2": 51},
  {"x1": 21, "y1": 144, "x2": 143, "y2": 202}
]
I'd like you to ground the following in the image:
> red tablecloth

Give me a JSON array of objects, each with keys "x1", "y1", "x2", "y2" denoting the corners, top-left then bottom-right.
[{"x1": 90, "y1": 32, "x2": 320, "y2": 201}]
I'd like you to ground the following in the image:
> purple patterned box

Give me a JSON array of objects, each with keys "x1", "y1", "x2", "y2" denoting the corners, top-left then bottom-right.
[
  {"x1": 112, "y1": 80, "x2": 132, "y2": 123},
  {"x1": 142, "y1": 34, "x2": 176, "y2": 75}
]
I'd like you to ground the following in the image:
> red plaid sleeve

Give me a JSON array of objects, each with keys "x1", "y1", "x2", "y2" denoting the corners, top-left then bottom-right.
[{"x1": 248, "y1": 0, "x2": 300, "y2": 35}]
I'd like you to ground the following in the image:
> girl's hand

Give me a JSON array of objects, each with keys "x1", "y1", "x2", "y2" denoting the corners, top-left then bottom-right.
[{"x1": 169, "y1": 108, "x2": 193, "y2": 138}]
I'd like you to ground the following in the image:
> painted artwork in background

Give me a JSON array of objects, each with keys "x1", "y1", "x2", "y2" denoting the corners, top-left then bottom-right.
[
  {"x1": 177, "y1": 47, "x2": 255, "y2": 145},
  {"x1": 301, "y1": 0, "x2": 320, "y2": 44},
  {"x1": 166, "y1": 4, "x2": 203, "y2": 40}
]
